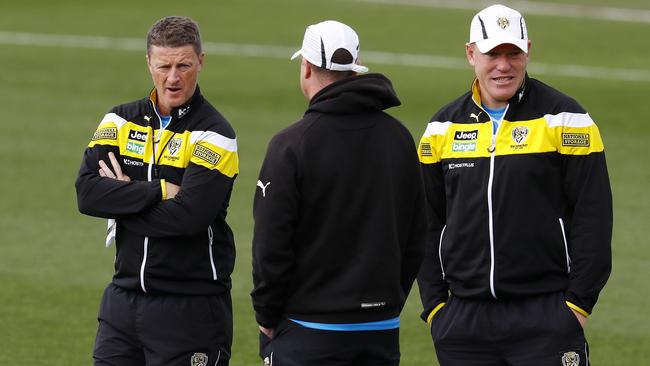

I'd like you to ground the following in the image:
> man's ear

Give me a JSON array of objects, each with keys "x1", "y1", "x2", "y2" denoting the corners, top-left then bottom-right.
[
  {"x1": 198, "y1": 52, "x2": 205, "y2": 71},
  {"x1": 302, "y1": 58, "x2": 312, "y2": 79},
  {"x1": 465, "y1": 43, "x2": 476, "y2": 66}
]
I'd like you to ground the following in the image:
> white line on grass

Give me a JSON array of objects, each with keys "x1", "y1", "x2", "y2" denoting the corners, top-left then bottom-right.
[
  {"x1": 2, "y1": 31, "x2": 650, "y2": 83},
  {"x1": 356, "y1": 0, "x2": 650, "y2": 24}
]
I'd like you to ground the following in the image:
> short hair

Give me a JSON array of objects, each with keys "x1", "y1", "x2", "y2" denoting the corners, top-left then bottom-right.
[
  {"x1": 146, "y1": 16, "x2": 202, "y2": 55},
  {"x1": 311, "y1": 65, "x2": 356, "y2": 82},
  {"x1": 309, "y1": 47, "x2": 358, "y2": 81}
]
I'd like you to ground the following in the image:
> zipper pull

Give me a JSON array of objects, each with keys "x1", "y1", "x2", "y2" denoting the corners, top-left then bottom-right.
[{"x1": 488, "y1": 136, "x2": 496, "y2": 153}]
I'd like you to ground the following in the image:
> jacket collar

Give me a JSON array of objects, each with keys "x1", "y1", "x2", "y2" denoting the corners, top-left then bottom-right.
[{"x1": 148, "y1": 85, "x2": 203, "y2": 120}]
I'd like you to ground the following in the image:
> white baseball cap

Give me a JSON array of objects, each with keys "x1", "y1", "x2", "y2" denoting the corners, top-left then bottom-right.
[
  {"x1": 469, "y1": 4, "x2": 528, "y2": 53},
  {"x1": 291, "y1": 20, "x2": 368, "y2": 73}
]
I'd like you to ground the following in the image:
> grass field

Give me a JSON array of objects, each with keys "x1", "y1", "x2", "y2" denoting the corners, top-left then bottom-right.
[{"x1": 1, "y1": 0, "x2": 649, "y2": 364}]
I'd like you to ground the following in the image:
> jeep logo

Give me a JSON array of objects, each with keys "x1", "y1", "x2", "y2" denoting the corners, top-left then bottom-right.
[
  {"x1": 128, "y1": 129, "x2": 148, "y2": 142},
  {"x1": 454, "y1": 130, "x2": 478, "y2": 141}
]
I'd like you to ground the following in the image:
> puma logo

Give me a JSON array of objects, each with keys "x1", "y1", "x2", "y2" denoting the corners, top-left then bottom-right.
[
  {"x1": 144, "y1": 115, "x2": 151, "y2": 122},
  {"x1": 257, "y1": 180, "x2": 270, "y2": 197},
  {"x1": 470, "y1": 112, "x2": 483, "y2": 122}
]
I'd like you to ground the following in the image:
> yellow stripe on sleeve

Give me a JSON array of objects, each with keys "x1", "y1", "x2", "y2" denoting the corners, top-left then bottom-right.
[
  {"x1": 160, "y1": 179, "x2": 167, "y2": 200},
  {"x1": 545, "y1": 112, "x2": 605, "y2": 155},
  {"x1": 190, "y1": 141, "x2": 239, "y2": 177},
  {"x1": 427, "y1": 302, "x2": 446, "y2": 326},
  {"x1": 566, "y1": 301, "x2": 590, "y2": 317},
  {"x1": 419, "y1": 121, "x2": 452, "y2": 164}
]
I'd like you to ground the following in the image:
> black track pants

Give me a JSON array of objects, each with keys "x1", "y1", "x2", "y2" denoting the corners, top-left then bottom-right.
[
  {"x1": 93, "y1": 283, "x2": 232, "y2": 366},
  {"x1": 430, "y1": 292, "x2": 589, "y2": 366},
  {"x1": 260, "y1": 319, "x2": 400, "y2": 366}
]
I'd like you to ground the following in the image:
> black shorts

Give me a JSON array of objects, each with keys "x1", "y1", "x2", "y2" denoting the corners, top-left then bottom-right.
[
  {"x1": 260, "y1": 318, "x2": 400, "y2": 366},
  {"x1": 430, "y1": 292, "x2": 589, "y2": 366},
  {"x1": 93, "y1": 283, "x2": 232, "y2": 366}
]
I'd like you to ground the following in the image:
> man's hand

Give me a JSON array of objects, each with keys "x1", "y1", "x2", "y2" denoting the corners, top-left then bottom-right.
[
  {"x1": 165, "y1": 182, "x2": 180, "y2": 200},
  {"x1": 259, "y1": 325, "x2": 275, "y2": 339},
  {"x1": 570, "y1": 309, "x2": 587, "y2": 328},
  {"x1": 99, "y1": 152, "x2": 131, "y2": 182}
]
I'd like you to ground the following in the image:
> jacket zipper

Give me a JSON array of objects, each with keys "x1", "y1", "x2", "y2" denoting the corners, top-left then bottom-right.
[
  {"x1": 208, "y1": 225, "x2": 218, "y2": 280},
  {"x1": 139, "y1": 106, "x2": 166, "y2": 293},
  {"x1": 140, "y1": 152, "x2": 153, "y2": 293},
  {"x1": 438, "y1": 225, "x2": 447, "y2": 279},
  {"x1": 485, "y1": 104, "x2": 509, "y2": 299},
  {"x1": 558, "y1": 218, "x2": 571, "y2": 273}
]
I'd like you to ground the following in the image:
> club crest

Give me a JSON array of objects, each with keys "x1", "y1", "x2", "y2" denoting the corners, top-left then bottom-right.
[
  {"x1": 497, "y1": 16, "x2": 510, "y2": 29},
  {"x1": 511, "y1": 126, "x2": 529, "y2": 145},
  {"x1": 190, "y1": 352, "x2": 208, "y2": 366},
  {"x1": 561, "y1": 351, "x2": 580, "y2": 366},
  {"x1": 168, "y1": 137, "x2": 183, "y2": 156}
]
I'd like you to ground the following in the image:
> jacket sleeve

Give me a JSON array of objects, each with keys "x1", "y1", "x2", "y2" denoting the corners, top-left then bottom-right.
[
  {"x1": 118, "y1": 131, "x2": 239, "y2": 237},
  {"x1": 251, "y1": 133, "x2": 300, "y2": 329},
  {"x1": 416, "y1": 119, "x2": 450, "y2": 323},
  {"x1": 399, "y1": 140, "x2": 427, "y2": 307},
  {"x1": 417, "y1": 162, "x2": 449, "y2": 322},
  {"x1": 118, "y1": 164, "x2": 236, "y2": 237},
  {"x1": 75, "y1": 120, "x2": 163, "y2": 219},
  {"x1": 557, "y1": 111, "x2": 612, "y2": 315}
]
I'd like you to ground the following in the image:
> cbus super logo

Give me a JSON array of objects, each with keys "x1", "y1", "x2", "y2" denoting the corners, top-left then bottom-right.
[
  {"x1": 128, "y1": 129, "x2": 148, "y2": 142},
  {"x1": 454, "y1": 130, "x2": 478, "y2": 141}
]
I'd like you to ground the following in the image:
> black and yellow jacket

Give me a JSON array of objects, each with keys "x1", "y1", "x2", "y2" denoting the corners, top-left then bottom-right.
[
  {"x1": 76, "y1": 86, "x2": 238, "y2": 295},
  {"x1": 417, "y1": 75, "x2": 612, "y2": 323}
]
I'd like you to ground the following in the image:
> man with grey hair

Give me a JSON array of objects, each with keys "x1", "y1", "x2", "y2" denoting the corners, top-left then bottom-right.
[
  {"x1": 417, "y1": 4, "x2": 612, "y2": 365},
  {"x1": 76, "y1": 16, "x2": 237, "y2": 365}
]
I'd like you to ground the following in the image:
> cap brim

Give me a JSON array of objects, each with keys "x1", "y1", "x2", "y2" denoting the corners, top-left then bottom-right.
[
  {"x1": 475, "y1": 38, "x2": 528, "y2": 54},
  {"x1": 290, "y1": 49, "x2": 302, "y2": 60},
  {"x1": 350, "y1": 64, "x2": 369, "y2": 73}
]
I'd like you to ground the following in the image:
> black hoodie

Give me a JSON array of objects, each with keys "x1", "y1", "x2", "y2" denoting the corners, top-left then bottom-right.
[{"x1": 251, "y1": 73, "x2": 426, "y2": 328}]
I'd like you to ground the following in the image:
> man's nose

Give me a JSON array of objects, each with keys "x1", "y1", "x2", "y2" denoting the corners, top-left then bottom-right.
[
  {"x1": 168, "y1": 67, "x2": 181, "y2": 82},
  {"x1": 495, "y1": 55, "x2": 511, "y2": 72}
]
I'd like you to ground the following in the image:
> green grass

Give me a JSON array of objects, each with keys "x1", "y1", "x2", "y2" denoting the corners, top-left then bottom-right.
[{"x1": 1, "y1": 0, "x2": 648, "y2": 365}]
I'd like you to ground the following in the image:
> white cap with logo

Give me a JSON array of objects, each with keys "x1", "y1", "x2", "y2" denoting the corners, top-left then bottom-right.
[
  {"x1": 291, "y1": 20, "x2": 369, "y2": 73},
  {"x1": 469, "y1": 4, "x2": 528, "y2": 53}
]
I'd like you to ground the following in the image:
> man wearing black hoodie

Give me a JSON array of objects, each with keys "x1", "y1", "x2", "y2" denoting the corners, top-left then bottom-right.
[{"x1": 251, "y1": 20, "x2": 426, "y2": 366}]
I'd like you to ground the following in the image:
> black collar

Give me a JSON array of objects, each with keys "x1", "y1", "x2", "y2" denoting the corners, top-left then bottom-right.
[{"x1": 148, "y1": 85, "x2": 203, "y2": 120}]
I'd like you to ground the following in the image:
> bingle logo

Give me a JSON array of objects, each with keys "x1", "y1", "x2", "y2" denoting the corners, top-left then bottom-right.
[
  {"x1": 454, "y1": 130, "x2": 478, "y2": 141},
  {"x1": 128, "y1": 129, "x2": 148, "y2": 142}
]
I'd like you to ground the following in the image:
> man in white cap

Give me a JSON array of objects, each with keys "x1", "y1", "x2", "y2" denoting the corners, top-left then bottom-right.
[
  {"x1": 417, "y1": 4, "x2": 612, "y2": 365},
  {"x1": 251, "y1": 20, "x2": 426, "y2": 365}
]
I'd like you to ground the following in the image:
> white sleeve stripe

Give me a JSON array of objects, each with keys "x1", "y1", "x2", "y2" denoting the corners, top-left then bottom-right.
[
  {"x1": 190, "y1": 130, "x2": 238, "y2": 152},
  {"x1": 99, "y1": 112, "x2": 128, "y2": 129},
  {"x1": 423, "y1": 121, "x2": 452, "y2": 138},
  {"x1": 544, "y1": 112, "x2": 595, "y2": 128}
]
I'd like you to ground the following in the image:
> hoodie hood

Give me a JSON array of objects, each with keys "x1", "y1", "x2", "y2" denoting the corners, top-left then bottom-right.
[{"x1": 307, "y1": 73, "x2": 401, "y2": 114}]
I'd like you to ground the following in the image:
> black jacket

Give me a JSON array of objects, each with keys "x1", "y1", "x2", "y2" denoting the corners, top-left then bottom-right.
[
  {"x1": 76, "y1": 86, "x2": 238, "y2": 295},
  {"x1": 251, "y1": 73, "x2": 426, "y2": 328},
  {"x1": 417, "y1": 75, "x2": 612, "y2": 322}
]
